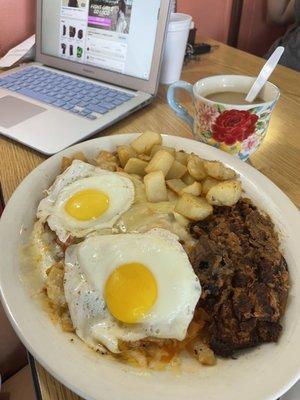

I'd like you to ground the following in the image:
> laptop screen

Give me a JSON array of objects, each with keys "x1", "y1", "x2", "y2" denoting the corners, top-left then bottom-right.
[{"x1": 41, "y1": 0, "x2": 161, "y2": 80}]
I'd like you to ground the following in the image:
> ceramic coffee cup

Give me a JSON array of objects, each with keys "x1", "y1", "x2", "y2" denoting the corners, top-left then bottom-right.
[{"x1": 167, "y1": 75, "x2": 280, "y2": 160}]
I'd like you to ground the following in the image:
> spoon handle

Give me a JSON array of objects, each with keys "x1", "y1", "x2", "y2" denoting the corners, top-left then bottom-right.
[{"x1": 245, "y1": 46, "x2": 284, "y2": 103}]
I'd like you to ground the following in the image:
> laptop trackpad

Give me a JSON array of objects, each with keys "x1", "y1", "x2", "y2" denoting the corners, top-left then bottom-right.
[{"x1": 0, "y1": 95, "x2": 46, "y2": 128}]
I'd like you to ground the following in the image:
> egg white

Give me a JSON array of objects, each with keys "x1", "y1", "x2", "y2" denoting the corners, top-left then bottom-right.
[
  {"x1": 37, "y1": 160, "x2": 135, "y2": 243},
  {"x1": 64, "y1": 228, "x2": 201, "y2": 353}
]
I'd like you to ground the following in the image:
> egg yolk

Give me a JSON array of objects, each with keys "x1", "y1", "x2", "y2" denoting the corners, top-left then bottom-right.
[
  {"x1": 65, "y1": 189, "x2": 109, "y2": 221},
  {"x1": 105, "y1": 263, "x2": 157, "y2": 324}
]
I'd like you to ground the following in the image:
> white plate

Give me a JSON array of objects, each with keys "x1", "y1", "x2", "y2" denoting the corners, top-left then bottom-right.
[{"x1": 0, "y1": 134, "x2": 300, "y2": 400}]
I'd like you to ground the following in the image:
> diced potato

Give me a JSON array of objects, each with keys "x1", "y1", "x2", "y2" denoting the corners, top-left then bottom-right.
[
  {"x1": 175, "y1": 194, "x2": 213, "y2": 221},
  {"x1": 202, "y1": 177, "x2": 219, "y2": 195},
  {"x1": 46, "y1": 262, "x2": 66, "y2": 308},
  {"x1": 187, "y1": 154, "x2": 207, "y2": 181},
  {"x1": 94, "y1": 150, "x2": 119, "y2": 171},
  {"x1": 206, "y1": 180, "x2": 242, "y2": 206},
  {"x1": 189, "y1": 339, "x2": 216, "y2": 366},
  {"x1": 138, "y1": 154, "x2": 151, "y2": 162},
  {"x1": 181, "y1": 181, "x2": 202, "y2": 196},
  {"x1": 129, "y1": 174, "x2": 143, "y2": 182},
  {"x1": 131, "y1": 131, "x2": 162, "y2": 154},
  {"x1": 148, "y1": 201, "x2": 175, "y2": 214},
  {"x1": 167, "y1": 189, "x2": 179, "y2": 204},
  {"x1": 145, "y1": 150, "x2": 174, "y2": 176},
  {"x1": 123, "y1": 349, "x2": 147, "y2": 368},
  {"x1": 61, "y1": 152, "x2": 87, "y2": 172},
  {"x1": 166, "y1": 179, "x2": 186, "y2": 195},
  {"x1": 166, "y1": 160, "x2": 187, "y2": 180},
  {"x1": 124, "y1": 158, "x2": 148, "y2": 176},
  {"x1": 182, "y1": 172, "x2": 195, "y2": 185},
  {"x1": 175, "y1": 150, "x2": 189, "y2": 165},
  {"x1": 144, "y1": 171, "x2": 168, "y2": 202},
  {"x1": 150, "y1": 144, "x2": 176, "y2": 157},
  {"x1": 203, "y1": 160, "x2": 236, "y2": 180},
  {"x1": 173, "y1": 212, "x2": 190, "y2": 227},
  {"x1": 117, "y1": 145, "x2": 137, "y2": 168}
]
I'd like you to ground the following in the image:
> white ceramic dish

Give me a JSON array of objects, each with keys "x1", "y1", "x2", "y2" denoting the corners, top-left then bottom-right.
[{"x1": 0, "y1": 134, "x2": 300, "y2": 400}]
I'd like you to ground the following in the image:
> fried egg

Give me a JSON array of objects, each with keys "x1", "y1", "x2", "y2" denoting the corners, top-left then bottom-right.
[
  {"x1": 64, "y1": 228, "x2": 201, "y2": 353},
  {"x1": 37, "y1": 160, "x2": 135, "y2": 243}
]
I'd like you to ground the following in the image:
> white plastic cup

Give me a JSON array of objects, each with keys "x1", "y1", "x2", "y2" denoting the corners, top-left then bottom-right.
[{"x1": 160, "y1": 13, "x2": 192, "y2": 85}]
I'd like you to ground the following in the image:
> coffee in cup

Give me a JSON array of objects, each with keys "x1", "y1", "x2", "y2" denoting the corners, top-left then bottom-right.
[{"x1": 205, "y1": 91, "x2": 264, "y2": 105}]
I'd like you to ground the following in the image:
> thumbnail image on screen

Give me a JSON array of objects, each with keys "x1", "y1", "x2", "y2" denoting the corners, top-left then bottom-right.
[
  {"x1": 88, "y1": 0, "x2": 132, "y2": 34},
  {"x1": 62, "y1": 0, "x2": 88, "y2": 8}
]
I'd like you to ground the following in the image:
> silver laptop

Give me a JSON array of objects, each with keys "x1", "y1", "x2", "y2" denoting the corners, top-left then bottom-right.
[{"x1": 0, "y1": 0, "x2": 171, "y2": 155}]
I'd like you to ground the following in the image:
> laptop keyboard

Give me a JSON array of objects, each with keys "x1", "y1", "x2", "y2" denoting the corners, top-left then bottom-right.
[{"x1": 0, "y1": 67, "x2": 135, "y2": 120}]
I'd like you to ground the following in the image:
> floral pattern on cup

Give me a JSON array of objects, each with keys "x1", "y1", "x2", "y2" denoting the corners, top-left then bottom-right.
[
  {"x1": 212, "y1": 110, "x2": 258, "y2": 145},
  {"x1": 194, "y1": 100, "x2": 274, "y2": 160}
]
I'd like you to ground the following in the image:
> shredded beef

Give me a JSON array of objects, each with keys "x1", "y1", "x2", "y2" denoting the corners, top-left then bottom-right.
[{"x1": 189, "y1": 198, "x2": 289, "y2": 357}]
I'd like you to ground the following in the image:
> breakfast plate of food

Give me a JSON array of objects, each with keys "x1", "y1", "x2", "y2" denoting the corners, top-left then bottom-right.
[{"x1": 0, "y1": 132, "x2": 299, "y2": 400}]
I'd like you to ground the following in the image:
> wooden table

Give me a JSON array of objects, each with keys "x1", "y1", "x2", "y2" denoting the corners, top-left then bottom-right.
[{"x1": 1, "y1": 38, "x2": 300, "y2": 400}]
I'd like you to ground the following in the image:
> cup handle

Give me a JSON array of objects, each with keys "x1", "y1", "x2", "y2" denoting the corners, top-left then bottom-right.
[{"x1": 167, "y1": 81, "x2": 194, "y2": 128}]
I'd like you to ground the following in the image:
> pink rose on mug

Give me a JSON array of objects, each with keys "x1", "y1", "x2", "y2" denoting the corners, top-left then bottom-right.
[
  {"x1": 212, "y1": 109, "x2": 258, "y2": 145},
  {"x1": 167, "y1": 75, "x2": 280, "y2": 160}
]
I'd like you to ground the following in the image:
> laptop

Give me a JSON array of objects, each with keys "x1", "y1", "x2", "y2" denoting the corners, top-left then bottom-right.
[{"x1": 0, "y1": 0, "x2": 171, "y2": 155}]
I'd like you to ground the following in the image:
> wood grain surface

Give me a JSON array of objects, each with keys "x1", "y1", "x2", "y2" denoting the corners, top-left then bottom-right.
[{"x1": 1, "y1": 38, "x2": 299, "y2": 400}]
